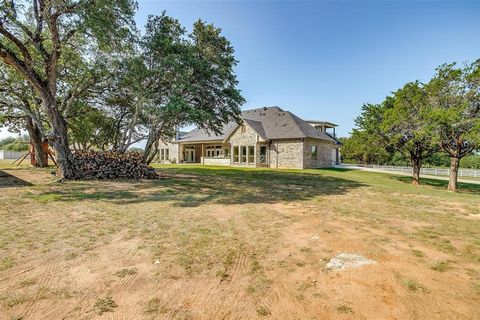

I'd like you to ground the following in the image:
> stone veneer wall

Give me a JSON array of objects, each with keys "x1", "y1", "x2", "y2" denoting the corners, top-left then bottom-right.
[
  {"x1": 303, "y1": 139, "x2": 337, "y2": 168},
  {"x1": 157, "y1": 140, "x2": 180, "y2": 164},
  {"x1": 229, "y1": 124, "x2": 264, "y2": 166},
  {"x1": 202, "y1": 158, "x2": 231, "y2": 166},
  {"x1": 268, "y1": 139, "x2": 304, "y2": 169}
]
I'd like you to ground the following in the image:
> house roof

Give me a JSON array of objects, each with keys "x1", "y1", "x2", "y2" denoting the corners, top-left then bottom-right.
[
  {"x1": 175, "y1": 106, "x2": 337, "y2": 143},
  {"x1": 174, "y1": 121, "x2": 238, "y2": 143}
]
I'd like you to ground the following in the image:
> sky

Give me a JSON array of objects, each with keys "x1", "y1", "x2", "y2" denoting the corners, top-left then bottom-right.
[{"x1": 1, "y1": 0, "x2": 479, "y2": 140}]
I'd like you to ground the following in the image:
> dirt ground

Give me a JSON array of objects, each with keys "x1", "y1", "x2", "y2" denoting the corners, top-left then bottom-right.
[{"x1": 0, "y1": 166, "x2": 479, "y2": 319}]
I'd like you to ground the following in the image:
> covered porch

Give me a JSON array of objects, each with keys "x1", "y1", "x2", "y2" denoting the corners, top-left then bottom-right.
[
  {"x1": 179, "y1": 142, "x2": 231, "y2": 165},
  {"x1": 178, "y1": 141, "x2": 270, "y2": 167}
]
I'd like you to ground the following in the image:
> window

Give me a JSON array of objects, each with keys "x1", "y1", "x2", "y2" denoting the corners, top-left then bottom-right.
[
  {"x1": 206, "y1": 145, "x2": 222, "y2": 157},
  {"x1": 311, "y1": 145, "x2": 318, "y2": 159},
  {"x1": 240, "y1": 125, "x2": 246, "y2": 133},
  {"x1": 160, "y1": 148, "x2": 169, "y2": 161},
  {"x1": 240, "y1": 146, "x2": 247, "y2": 163},
  {"x1": 224, "y1": 148, "x2": 230, "y2": 157},
  {"x1": 259, "y1": 146, "x2": 267, "y2": 164},
  {"x1": 233, "y1": 146, "x2": 239, "y2": 162},
  {"x1": 248, "y1": 146, "x2": 254, "y2": 163}
]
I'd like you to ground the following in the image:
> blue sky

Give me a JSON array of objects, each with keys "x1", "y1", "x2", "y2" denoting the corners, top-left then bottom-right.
[
  {"x1": 1, "y1": 0, "x2": 479, "y2": 139},
  {"x1": 136, "y1": 0, "x2": 480, "y2": 137}
]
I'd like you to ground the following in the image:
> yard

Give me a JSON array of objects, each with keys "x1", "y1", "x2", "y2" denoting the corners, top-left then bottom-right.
[{"x1": 0, "y1": 163, "x2": 479, "y2": 319}]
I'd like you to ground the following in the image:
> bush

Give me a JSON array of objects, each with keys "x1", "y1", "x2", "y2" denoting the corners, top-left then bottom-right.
[
  {"x1": 70, "y1": 150, "x2": 159, "y2": 180},
  {"x1": 460, "y1": 155, "x2": 480, "y2": 169},
  {"x1": 0, "y1": 137, "x2": 29, "y2": 151}
]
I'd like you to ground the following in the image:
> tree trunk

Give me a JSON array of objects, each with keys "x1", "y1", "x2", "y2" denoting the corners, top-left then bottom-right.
[
  {"x1": 44, "y1": 98, "x2": 75, "y2": 179},
  {"x1": 447, "y1": 157, "x2": 460, "y2": 192},
  {"x1": 143, "y1": 133, "x2": 157, "y2": 164},
  {"x1": 412, "y1": 157, "x2": 421, "y2": 185},
  {"x1": 25, "y1": 116, "x2": 48, "y2": 167}
]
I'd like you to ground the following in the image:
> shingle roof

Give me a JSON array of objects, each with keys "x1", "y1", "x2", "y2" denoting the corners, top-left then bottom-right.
[
  {"x1": 175, "y1": 121, "x2": 237, "y2": 143},
  {"x1": 176, "y1": 106, "x2": 336, "y2": 143}
]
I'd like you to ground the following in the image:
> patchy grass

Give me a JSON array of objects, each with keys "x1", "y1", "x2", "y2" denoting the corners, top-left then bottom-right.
[
  {"x1": 402, "y1": 279, "x2": 429, "y2": 293},
  {"x1": 412, "y1": 249, "x2": 425, "y2": 258},
  {"x1": 0, "y1": 257, "x2": 14, "y2": 271},
  {"x1": 115, "y1": 268, "x2": 138, "y2": 278},
  {"x1": 337, "y1": 303, "x2": 354, "y2": 314},
  {"x1": 94, "y1": 297, "x2": 117, "y2": 315},
  {"x1": 431, "y1": 261, "x2": 452, "y2": 272},
  {"x1": 0, "y1": 164, "x2": 479, "y2": 318},
  {"x1": 2, "y1": 294, "x2": 27, "y2": 308},
  {"x1": 256, "y1": 305, "x2": 271, "y2": 316}
]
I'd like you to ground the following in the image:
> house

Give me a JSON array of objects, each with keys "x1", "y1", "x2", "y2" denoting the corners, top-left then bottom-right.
[{"x1": 157, "y1": 106, "x2": 341, "y2": 169}]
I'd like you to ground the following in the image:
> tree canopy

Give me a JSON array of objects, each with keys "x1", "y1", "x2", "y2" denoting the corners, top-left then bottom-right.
[{"x1": 0, "y1": 3, "x2": 244, "y2": 176}]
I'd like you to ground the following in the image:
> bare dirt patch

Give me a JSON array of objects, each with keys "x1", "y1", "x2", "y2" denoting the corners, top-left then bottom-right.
[{"x1": 0, "y1": 166, "x2": 479, "y2": 319}]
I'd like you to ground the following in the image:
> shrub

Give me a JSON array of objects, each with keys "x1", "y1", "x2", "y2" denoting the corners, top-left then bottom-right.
[{"x1": 460, "y1": 155, "x2": 480, "y2": 169}]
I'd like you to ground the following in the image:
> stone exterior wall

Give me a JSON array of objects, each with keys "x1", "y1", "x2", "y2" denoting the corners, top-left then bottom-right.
[
  {"x1": 303, "y1": 139, "x2": 337, "y2": 168},
  {"x1": 268, "y1": 139, "x2": 304, "y2": 169},
  {"x1": 229, "y1": 124, "x2": 265, "y2": 166},
  {"x1": 202, "y1": 157, "x2": 231, "y2": 166},
  {"x1": 157, "y1": 140, "x2": 179, "y2": 164}
]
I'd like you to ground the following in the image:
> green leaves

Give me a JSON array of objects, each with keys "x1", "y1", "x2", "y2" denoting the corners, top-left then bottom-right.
[{"x1": 427, "y1": 61, "x2": 480, "y2": 157}]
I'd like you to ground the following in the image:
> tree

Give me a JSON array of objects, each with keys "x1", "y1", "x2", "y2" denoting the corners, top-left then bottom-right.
[
  {"x1": 139, "y1": 14, "x2": 244, "y2": 163},
  {"x1": 0, "y1": 135, "x2": 29, "y2": 151},
  {"x1": 341, "y1": 101, "x2": 393, "y2": 164},
  {"x1": 0, "y1": 66, "x2": 48, "y2": 166},
  {"x1": 428, "y1": 61, "x2": 480, "y2": 192},
  {"x1": 383, "y1": 82, "x2": 438, "y2": 185},
  {"x1": 0, "y1": 0, "x2": 136, "y2": 178},
  {"x1": 68, "y1": 104, "x2": 117, "y2": 151}
]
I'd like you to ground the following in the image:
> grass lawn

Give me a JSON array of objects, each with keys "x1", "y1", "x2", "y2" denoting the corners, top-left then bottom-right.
[{"x1": 0, "y1": 164, "x2": 479, "y2": 319}]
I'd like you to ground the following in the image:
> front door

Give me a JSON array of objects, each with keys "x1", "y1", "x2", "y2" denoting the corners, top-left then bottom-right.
[{"x1": 185, "y1": 149, "x2": 195, "y2": 162}]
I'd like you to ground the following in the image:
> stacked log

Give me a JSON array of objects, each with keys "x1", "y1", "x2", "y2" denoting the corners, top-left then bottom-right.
[{"x1": 70, "y1": 150, "x2": 159, "y2": 180}]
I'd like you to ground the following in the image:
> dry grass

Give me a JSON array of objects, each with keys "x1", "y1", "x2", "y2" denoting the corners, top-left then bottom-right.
[{"x1": 0, "y1": 164, "x2": 479, "y2": 319}]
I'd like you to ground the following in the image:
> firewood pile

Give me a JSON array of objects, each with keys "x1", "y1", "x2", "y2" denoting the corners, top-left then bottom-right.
[{"x1": 70, "y1": 150, "x2": 159, "y2": 180}]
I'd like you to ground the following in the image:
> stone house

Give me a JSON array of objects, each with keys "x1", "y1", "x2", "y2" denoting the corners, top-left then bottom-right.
[{"x1": 157, "y1": 106, "x2": 341, "y2": 169}]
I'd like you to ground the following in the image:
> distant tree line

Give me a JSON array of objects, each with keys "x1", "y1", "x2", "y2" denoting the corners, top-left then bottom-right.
[
  {"x1": 0, "y1": 1, "x2": 244, "y2": 178},
  {"x1": 0, "y1": 136, "x2": 29, "y2": 152},
  {"x1": 340, "y1": 61, "x2": 480, "y2": 192}
]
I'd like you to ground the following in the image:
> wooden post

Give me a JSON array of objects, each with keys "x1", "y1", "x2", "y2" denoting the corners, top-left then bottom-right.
[{"x1": 30, "y1": 142, "x2": 49, "y2": 166}]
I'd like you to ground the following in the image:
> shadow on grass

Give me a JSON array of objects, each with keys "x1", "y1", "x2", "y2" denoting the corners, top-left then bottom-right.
[
  {"x1": 30, "y1": 167, "x2": 366, "y2": 207},
  {"x1": 0, "y1": 170, "x2": 32, "y2": 188},
  {"x1": 318, "y1": 167, "x2": 358, "y2": 173},
  {"x1": 391, "y1": 175, "x2": 480, "y2": 195}
]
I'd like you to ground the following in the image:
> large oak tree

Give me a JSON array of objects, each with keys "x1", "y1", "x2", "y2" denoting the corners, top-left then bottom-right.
[
  {"x1": 0, "y1": 0, "x2": 136, "y2": 178},
  {"x1": 383, "y1": 82, "x2": 438, "y2": 185},
  {"x1": 428, "y1": 61, "x2": 480, "y2": 192}
]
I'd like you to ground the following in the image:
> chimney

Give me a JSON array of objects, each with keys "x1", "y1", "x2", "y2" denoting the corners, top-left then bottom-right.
[{"x1": 175, "y1": 125, "x2": 180, "y2": 140}]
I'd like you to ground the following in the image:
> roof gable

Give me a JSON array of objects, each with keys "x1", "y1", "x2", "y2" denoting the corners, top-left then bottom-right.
[{"x1": 175, "y1": 106, "x2": 336, "y2": 143}]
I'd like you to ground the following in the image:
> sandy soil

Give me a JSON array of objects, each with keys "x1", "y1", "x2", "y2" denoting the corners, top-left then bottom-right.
[{"x1": 0, "y1": 168, "x2": 479, "y2": 319}]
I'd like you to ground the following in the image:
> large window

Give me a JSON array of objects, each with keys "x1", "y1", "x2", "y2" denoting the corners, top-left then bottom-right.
[
  {"x1": 224, "y1": 148, "x2": 230, "y2": 157},
  {"x1": 206, "y1": 145, "x2": 222, "y2": 158},
  {"x1": 240, "y1": 146, "x2": 247, "y2": 163},
  {"x1": 259, "y1": 146, "x2": 267, "y2": 164},
  {"x1": 311, "y1": 145, "x2": 318, "y2": 159},
  {"x1": 160, "y1": 148, "x2": 169, "y2": 161},
  {"x1": 248, "y1": 146, "x2": 255, "y2": 163},
  {"x1": 233, "y1": 146, "x2": 239, "y2": 162}
]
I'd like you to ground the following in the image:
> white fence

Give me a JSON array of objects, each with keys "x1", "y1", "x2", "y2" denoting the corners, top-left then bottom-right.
[
  {"x1": 0, "y1": 150, "x2": 29, "y2": 160},
  {"x1": 343, "y1": 164, "x2": 480, "y2": 179}
]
